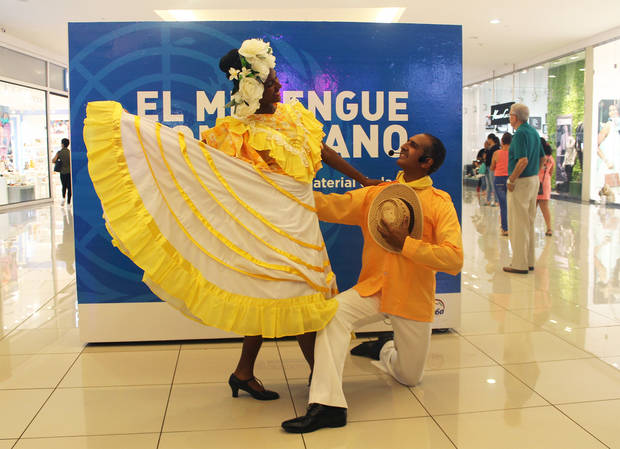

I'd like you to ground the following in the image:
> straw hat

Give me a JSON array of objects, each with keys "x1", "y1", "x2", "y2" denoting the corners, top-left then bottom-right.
[{"x1": 367, "y1": 184, "x2": 423, "y2": 253}]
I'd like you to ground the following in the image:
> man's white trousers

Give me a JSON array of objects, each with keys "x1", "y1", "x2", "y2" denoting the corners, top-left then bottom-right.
[{"x1": 309, "y1": 288, "x2": 432, "y2": 408}]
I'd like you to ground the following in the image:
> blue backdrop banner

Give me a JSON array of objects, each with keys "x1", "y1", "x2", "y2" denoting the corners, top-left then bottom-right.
[{"x1": 68, "y1": 21, "x2": 462, "y2": 304}]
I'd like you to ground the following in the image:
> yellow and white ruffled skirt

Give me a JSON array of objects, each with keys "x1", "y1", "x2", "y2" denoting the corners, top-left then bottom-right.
[{"x1": 83, "y1": 101, "x2": 337, "y2": 338}]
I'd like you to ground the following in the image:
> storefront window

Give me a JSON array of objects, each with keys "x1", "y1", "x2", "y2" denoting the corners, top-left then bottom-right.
[
  {"x1": 494, "y1": 75, "x2": 513, "y2": 104},
  {"x1": 546, "y1": 52, "x2": 585, "y2": 198},
  {"x1": 49, "y1": 94, "x2": 70, "y2": 200},
  {"x1": 515, "y1": 67, "x2": 548, "y2": 138},
  {"x1": 0, "y1": 46, "x2": 46, "y2": 86},
  {"x1": 0, "y1": 81, "x2": 49, "y2": 205},
  {"x1": 49, "y1": 64, "x2": 68, "y2": 92},
  {"x1": 462, "y1": 51, "x2": 584, "y2": 200},
  {"x1": 591, "y1": 38, "x2": 620, "y2": 205}
]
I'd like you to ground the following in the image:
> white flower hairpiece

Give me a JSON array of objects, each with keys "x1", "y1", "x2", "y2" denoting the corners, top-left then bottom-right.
[
  {"x1": 228, "y1": 68, "x2": 240, "y2": 80},
  {"x1": 225, "y1": 38, "x2": 277, "y2": 118}
]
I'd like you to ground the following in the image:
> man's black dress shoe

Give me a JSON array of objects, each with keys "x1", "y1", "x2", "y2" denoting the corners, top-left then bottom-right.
[
  {"x1": 350, "y1": 333, "x2": 393, "y2": 360},
  {"x1": 282, "y1": 403, "x2": 347, "y2": 433}
]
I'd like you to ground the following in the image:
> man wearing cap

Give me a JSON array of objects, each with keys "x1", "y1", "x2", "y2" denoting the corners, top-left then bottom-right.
[{"x1": 282, "y1": 133, "x2": 463, "y2": 433}]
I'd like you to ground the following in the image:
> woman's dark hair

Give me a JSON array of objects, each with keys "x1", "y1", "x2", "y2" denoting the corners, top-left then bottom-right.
[
  {"x1": 540, "y1": 137, "x2": 552, "y2": 156},
  {"x1": 61, "y1": 138, "x2": 70, "y2": 147},
  {"x1": 219, "y1": 49, "x2": 243, "y2": 94},
  {"x1": 487, "y1": 133, "x2": 500, "y2": 145},
  {"x1": 422, "y1": 133, "x2": 446, "y2": 175},
  {"x1": 501, "y1": 132, "x2": 512, "y2": 146}
]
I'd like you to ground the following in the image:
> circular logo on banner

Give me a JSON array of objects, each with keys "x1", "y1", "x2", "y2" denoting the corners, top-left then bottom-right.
[{"x1": 434, "y1": 298, "x2": 446, "y2": 316}]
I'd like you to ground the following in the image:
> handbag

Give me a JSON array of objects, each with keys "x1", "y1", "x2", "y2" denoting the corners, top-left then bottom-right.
[
  {"x1": 478, "y1": 162, "x2": 487, "y2": 175},
  {"x1": 53, "y1": 157, "x2": 62, "y2": 172}
]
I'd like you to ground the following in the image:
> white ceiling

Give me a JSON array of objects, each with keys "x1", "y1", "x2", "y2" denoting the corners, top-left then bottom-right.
[{"x1": 1, "y1": 0, "x2": 619, "y2": 84}]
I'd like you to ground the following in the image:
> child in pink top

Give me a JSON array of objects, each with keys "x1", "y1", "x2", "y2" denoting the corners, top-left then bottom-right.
[{"x1": 537, "y1": 138, "x2": 555, "y2": 236}]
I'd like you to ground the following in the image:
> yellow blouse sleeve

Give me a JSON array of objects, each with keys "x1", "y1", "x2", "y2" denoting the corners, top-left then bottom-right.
[
  {"x1": 201, "y1": 118, "x2": 274, "y2": 172},
  {"x1": 201, "y1": 102, "x2": 326, "y2": 184}
]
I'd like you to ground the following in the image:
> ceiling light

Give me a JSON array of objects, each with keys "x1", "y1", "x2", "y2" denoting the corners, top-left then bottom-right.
[
  {"x1": 570, "y1": 56, "x2": 578, "y2": 60},
  {"x1": 487, "y1": 379, "x2": 497, "y2": 384},
  {"x1": 535, "y1": 66, "x2": 544, "y2": 69},
  {"x1": 579, "y1": 68, "x2": 585, "y2": 71},
  {"x1": 521, "y1": 70, "x2": 527, "y2": 74},
  {"x1": 549, "y1": 319, "x2": 557, "y2": 323},
  {"x1": 490, "y1": 19, "x2": 500, "y2": 24},
  {"x1": 548, "y1": 75, "x2": 556, "y2": 78},
  {"x1": 374, "y1": 7, "x2": 406, "y2": 23}
]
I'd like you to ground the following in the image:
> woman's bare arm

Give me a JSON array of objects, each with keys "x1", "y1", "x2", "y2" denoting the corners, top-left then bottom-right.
[{"x1": 320, "y1": 143, "x2": 382, "y2": 186}]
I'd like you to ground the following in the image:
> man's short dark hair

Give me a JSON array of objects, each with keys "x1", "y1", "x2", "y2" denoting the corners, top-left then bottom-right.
[
  {"x1": 61, "y1": 138, "x2": 70, "y2": 147},
  {"x1": 422, "y1": 133, "x2": 446, "y2": 175}
]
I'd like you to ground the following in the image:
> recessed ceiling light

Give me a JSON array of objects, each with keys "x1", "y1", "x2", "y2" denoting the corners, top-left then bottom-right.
[
  {"x1": 490, "y1": 19, "x2": 500, "y2": 24},
  {"x1": 535, "y1": 66, "x2": 544, "y2": 69},
  {"x1": 548, "y1": 75, "x2": 556, "y2": 78},
  {"x1": 579, "y1": 68, "x2": 585, "y2": 71},
  {"x1": 487, "y1": 379, "x2": 497, "y2": 384}
]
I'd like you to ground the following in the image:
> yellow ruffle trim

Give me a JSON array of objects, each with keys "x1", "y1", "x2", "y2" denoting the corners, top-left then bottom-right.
[
  {"x1": 83, "y1": 101, "x2": 337, "y2": 337},
  {"x1": 214, "y1": 102, "x2": 324, "y2": 184}
]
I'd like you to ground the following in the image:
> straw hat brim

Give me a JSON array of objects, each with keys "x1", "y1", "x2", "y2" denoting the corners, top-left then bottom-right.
[{"x1": 367, "y1": 184, "x2": 424, "y2": 253}]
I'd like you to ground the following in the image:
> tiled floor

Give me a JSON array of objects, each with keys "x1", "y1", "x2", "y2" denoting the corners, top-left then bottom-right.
[{"x1": 0, "y1": 189, "x2": 619, "y2": 449}]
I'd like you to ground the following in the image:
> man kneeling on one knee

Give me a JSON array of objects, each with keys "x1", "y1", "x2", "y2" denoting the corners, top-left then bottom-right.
[{"x1": 282, "y1": 133, "x2": 464, "y2": 433}]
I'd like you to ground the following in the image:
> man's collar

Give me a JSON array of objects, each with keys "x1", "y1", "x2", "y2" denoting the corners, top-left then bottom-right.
[{"x1": 396, "y1": 171, "x2": 433, "y2": 189}]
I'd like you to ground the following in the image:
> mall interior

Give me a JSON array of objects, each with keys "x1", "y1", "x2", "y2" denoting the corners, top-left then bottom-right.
[{"x1": 0, "y1": 3, "x2": 620, "y2": 448}]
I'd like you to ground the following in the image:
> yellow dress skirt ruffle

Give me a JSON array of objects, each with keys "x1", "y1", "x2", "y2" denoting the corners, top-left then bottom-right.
[{"x1": 83, "y1": 101, "x2": 338, "y2": 338}]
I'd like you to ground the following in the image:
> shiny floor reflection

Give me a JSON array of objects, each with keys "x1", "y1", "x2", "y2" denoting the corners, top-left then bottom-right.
[{"x1": 0, "y1": 189, "x2": 619, "y2": 449}]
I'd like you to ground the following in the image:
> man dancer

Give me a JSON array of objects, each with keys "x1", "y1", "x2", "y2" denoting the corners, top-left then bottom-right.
[
  {"x1": 503, "y1": 103, "x2": 545, "y2": 274},
  {"x1": 281, "y1": 133, "x2": 463, "y2": 433}
]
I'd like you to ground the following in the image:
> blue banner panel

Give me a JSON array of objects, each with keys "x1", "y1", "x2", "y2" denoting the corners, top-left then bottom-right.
[{"x1": 69, "y1": 21, "x2": 462, "y2": 304}]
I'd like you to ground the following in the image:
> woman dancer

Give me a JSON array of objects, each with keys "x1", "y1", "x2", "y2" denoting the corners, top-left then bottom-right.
[
  {"x1": 205, "y1": 40, "x2": 380, "y2": 399},
  {"x1": 83, "y1": 38, "x2": 378, "y2": 401}
]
